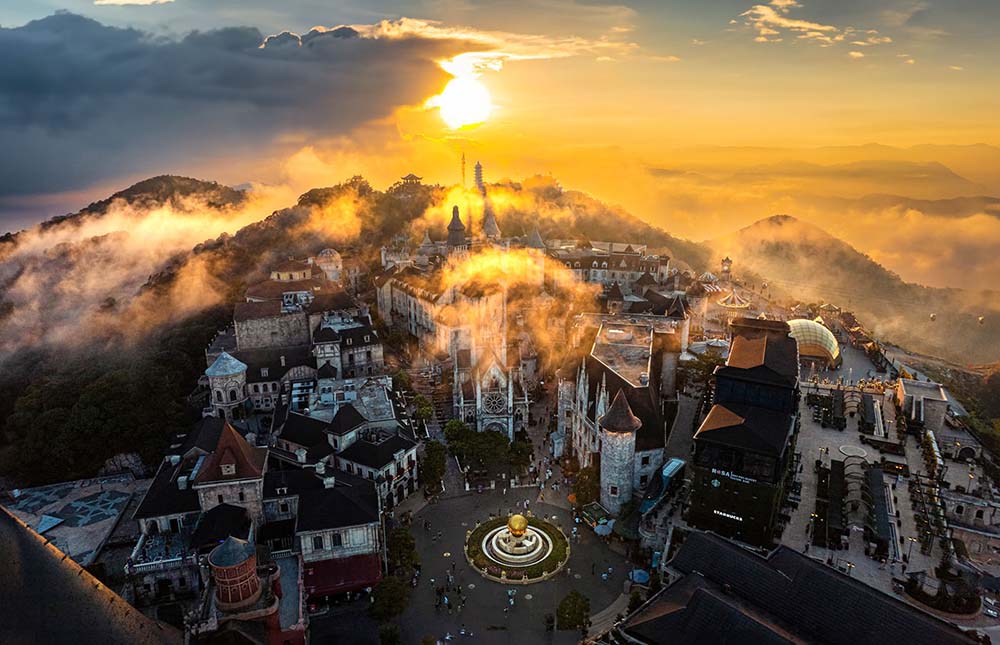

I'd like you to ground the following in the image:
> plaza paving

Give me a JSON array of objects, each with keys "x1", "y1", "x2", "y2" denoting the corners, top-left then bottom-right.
[{"x1": 397, "y1": 489, "x2": 633, "y2": 644}]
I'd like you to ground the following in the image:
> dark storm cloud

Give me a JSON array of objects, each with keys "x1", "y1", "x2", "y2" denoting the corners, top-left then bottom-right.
[{"x1": 0, "y1": 12, "x2": 454, "y2": 202}]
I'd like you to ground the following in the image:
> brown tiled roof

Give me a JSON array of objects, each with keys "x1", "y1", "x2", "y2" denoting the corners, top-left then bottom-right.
[
  {"x1": 694, "y1": 403, "x2": 793, "y2": 456},
  {"x1": 719, "y1": 335, "x2": 798, "y2": 386},
  {"x1": 245, "y1": 276, "x2": 326, "y2": 300},
  {"x1": 271, "y1": 258, "x2": 311, "y2": 273},
  {"x1": 193, "y1": 422, "x2": 266, "y2": 484},
  {"x1": 234, "y1": 300, "x2": 282, "y2": 322}
]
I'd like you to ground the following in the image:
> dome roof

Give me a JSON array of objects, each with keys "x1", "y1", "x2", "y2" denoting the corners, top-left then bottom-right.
[
  {"x1": 318, "y1": 248, "x2": 341, "y2": 259},
  {"x1": 205, "y1": 351, "x2": 247, "y2": 378},
  {"x1": 209, "y1": 536, "x2": 255, "y2": 568},
  {"x1": 787, "y1": 318, "x2": 841, "y2": 368}
]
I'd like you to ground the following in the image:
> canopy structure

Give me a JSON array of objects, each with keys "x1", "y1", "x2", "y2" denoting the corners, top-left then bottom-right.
[{"x1": 787, "y1": 318, "x2": 842, "y2": 368}]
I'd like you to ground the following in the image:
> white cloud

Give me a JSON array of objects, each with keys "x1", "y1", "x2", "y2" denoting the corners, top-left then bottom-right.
[
  {"x1": 738, "y1": 2, "x2": 891, "y2": 49},
  {"x1": 949, "y1": 65, "x2": 964, "y2": 71},
  {"x1": 848, "y1": 51, "x2": 865, "y2": 59}
]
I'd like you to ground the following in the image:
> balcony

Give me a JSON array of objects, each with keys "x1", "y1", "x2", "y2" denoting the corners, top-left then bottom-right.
[{"x1": 127, "y1": 528, "x2": 196, "y2": 575}]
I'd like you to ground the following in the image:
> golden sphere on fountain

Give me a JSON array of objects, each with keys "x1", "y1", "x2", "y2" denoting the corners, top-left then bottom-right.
[{"x1": 508, "y1": 514, "x2": 528, "y2": 537}]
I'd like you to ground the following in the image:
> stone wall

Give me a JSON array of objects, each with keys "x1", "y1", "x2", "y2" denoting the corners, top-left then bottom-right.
[{"x1": 236, "y1": 313, "x2": 310, "y2": 350}]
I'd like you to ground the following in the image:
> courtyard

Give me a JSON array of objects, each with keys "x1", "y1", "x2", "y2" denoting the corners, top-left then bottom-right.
[{"x1": 397, "y1": 489, "x2": 633, "y2": 644}]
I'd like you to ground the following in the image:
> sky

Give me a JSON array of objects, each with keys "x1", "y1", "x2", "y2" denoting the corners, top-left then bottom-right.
[{"x1": 2, "y1": 0, "x2": 1000, "y2": 289}]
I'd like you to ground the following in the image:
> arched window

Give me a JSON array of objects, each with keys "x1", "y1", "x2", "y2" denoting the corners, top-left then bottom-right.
[
  {"x1": 215, "y1": 390, "x2": 223, "y2": 402},
  {"x1": 229, "y1": 389, "x2": 238, "y2": 402},
  {"x1": 956, "y1": 505, "x2": 964, "y2": 516}
]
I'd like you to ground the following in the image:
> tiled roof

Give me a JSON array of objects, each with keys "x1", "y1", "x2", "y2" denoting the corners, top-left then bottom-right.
[
  {"x1": 327, "y1": 404, "x2": 367, "y2": 436},
  {"x1": 664, "y1": 531, "x2": 978, "y2": 645},
  {"x1": 337, "y1": 432, "x2": 416, "y2": 470},
  {"x1": 208, "y1": 536, "x2": 255, "y2": 567},
  {"x1": 280, "y1": 412, "x2": 330, "y2": 449},
  {"x1": 716, "y1": 334, "x2": 798, "y2": 387},
  {"x1": 695, "y1": 403, "x2": 794, "y2": 456},
  {"x1": 263, "y1": 469, "x2": 379, "y2": 532},
  {"x1": 205, "y1": 351, "x2": 247, "y2": 377},
  {"x1": 599, "y1": 389, "x2": 642, "y2": 434},
  {"x1": 190, "y1": 503, "x2": 250, "y2": 550},
  {"x1": 234, "y1": 300, "x2": 282, "y2": 322},
  {"x1": 0, "y1": 506, "x2": 181, "y2": 644},
  {"x1": 245, "y1": 276, "x2": 326, "y2": 300},
  {"x1": 584, "y1": 354, "x2": 666, "y2": 451},
  {"x1": 193, "y1": 422, "x2": 266, "y2": 484}
]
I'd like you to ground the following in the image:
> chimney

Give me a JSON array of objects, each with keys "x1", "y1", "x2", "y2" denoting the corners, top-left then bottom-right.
[
  {"x1": 280, "y1": 355, "x2": 286, "y2": 367},
  {"x1": 316, "y1": 461, "x2": 326, "y2": 475},
  {"x1": 177, "y1": 475, "x2": 188, "y2": 490},
  {"x1": 323, "y1": 476, "x2": 337, "y2": 489},
  {"x1": 639, "y1": 372, "x2": 649, "y2": 386}
]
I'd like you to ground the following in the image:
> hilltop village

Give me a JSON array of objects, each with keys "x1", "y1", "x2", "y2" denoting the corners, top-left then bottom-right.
[{"x1": 3, "y1": 167, "x2": 998, "y2": 645}]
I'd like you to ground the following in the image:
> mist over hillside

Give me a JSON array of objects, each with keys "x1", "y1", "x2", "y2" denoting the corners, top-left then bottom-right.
[{"x1": 707, "y1": 215, "x2": 1000, "y2": 365}]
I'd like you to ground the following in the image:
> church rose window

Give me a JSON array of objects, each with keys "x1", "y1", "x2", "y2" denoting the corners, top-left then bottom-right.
[{"x1": 483, "y1": 391, "x2": 506, "y2": 414}]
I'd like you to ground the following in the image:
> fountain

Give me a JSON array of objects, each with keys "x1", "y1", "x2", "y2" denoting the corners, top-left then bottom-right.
[{"x1": 482, "y1": 514, "x2": 553, "y2": 568}]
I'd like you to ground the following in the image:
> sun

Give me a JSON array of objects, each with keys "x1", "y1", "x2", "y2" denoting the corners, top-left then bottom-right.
[{"x1": 437, "y1": 77, "x2": 492, "y2": 129}]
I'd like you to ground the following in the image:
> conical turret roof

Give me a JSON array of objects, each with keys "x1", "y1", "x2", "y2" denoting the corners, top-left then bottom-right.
[
  {"x1": 482, "y1": 205, "x2": 501, "y2": 238},
  {"x1": 599, "y1": 389, "x2": 642, "y2": 434},
  {"x1": 526, "y1": 228, "x2": 546, "y2": 249}
]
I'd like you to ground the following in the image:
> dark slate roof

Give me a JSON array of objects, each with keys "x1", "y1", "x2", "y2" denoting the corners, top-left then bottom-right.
[
  {"x1": 280, "y1": 412, "x2": 330, "y2": 449},
  {"x1": 234, "y1": 346, "x2": 314, "y2": 383},
  {"x1": 337, "y1": 432, "x2": 416, "y2": 470},
  {"x1": 666, "y1": 531, "x2": 978, "y2": 645},
  {"x1": 716, "y1": 334, "x2": 798, "y2": 388},
  {"x1": 695, "y1": 403, "x2": 794, "y2": 457},
  {"x1": 584, "y1": 354, "x2": 666, "y2": 451},
  {"x1": 607, "y1": 282, "x2": 625, "y2": 301},
  {"x1": 317, "y1": 362, "x2": 338, "y2": 378},
  {"x1": 624, "y1": 580, "x2": 795, "y2": 645},
  {"x1": 306, "y1": 289, "x2": 360, "y2": 314},
  {"x1": 339, "y1": 324, "x2": 378, "y2": 347},
  {"x1": 263, "y1": 469, "x2": 379, "y2": 532},
  {"x1": 313, "y1": 326, "x2": 341, "y2": 343},
  {"x1": 327, "y1": 404, "x2": 367, "y2": 436},
  {"x1": 599, "y1": 389, "x2": 643, "y2": 434},
  {"x1": 190, "y1": 503, "x2": 250, "y2": 550},
  {"x1": 0, "y1": 506, "x2": 181, "y2": 645}
]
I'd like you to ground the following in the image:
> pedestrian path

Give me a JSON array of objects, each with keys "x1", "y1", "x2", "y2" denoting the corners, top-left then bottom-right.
[{"x1": 587, "y1": 591, "x2": 629, "y2": 639}]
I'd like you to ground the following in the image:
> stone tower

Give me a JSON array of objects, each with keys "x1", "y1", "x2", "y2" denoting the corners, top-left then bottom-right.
[
  {"x1": 206, "y1": 351, "x2": 248, "y2": 421},
  {"x1": 599, "y1": 389, "x2": 641, "y2": 515}
]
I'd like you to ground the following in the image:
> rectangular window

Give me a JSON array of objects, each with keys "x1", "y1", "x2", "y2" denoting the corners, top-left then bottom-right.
[
  {"x1": 217, "y1": 494, "x2": 224, "y2": 504},
  {"x1": 641, "y1": 455, "x2": 650, "y2": 466},
  {"x1": 640, "y1": 475, "x2": 648, "y2": 486},
  {"x1": 238, "y1": 491, "x2": 245, "y2": 502},
  {"x1": 313, "y1": 536, "x2": 324, "y2": 550},
  {"x1": 331, "y1": 533, "x2": 343, "y2": 547},
  {"x1": 279, "y1": 502, "x2": 289, "y2": 514},
  {"x1": 609, "y1": 485, "x2": 619, "y2": 497}
]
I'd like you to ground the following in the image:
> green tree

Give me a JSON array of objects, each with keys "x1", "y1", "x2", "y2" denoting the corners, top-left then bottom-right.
[
  {"x1": 420, "y1": 440, "x2": 447, "y2": 492},
  {"x1": 392, "y1": 369, "x2": 412, "y2": 392},
  {"x1": 370, "y1": 575, "x2": 410, "y2": 621},
  {"x1": 557, "y1": 590, "x2": 591, "y2": 631},
  {"x1": 387, "y1": 526, "x2": 418, "y2": 573},
  {"x1": 573, "y1": 466, "x2": 601, "y2": 506},
  {"x1": 413, "y1": 394, "x2": 433, "y2": 422},
  {"x1": 509, "y1": 439, "x2": 533, "y2": 473},
  {"x1": 627, "y1": 590, "x2": 644, "y2": 614}
]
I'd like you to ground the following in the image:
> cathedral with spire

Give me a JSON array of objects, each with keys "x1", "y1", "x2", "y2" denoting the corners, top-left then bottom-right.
[{"x1": 375, "y1": 162, "x2": 544, "y2": 440}]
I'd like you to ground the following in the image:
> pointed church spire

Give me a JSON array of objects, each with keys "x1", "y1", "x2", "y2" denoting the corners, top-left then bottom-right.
[{"x1": 447, "y1": 205, "x2": 466, "y2": 247}]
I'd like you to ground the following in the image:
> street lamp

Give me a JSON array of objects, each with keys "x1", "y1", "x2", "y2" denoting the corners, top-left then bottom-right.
[
  {"x1": 845, "y1": 562, "x2": 856, "y2": 577},
  {"x1": 906, "y1": 536, "x2": 919, "y2": 562}
]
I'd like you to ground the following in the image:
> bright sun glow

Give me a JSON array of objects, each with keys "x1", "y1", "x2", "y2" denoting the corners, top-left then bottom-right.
[{"x1": 437, "y1": 77, "x2": 492, "y2": 129}]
